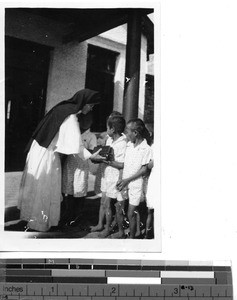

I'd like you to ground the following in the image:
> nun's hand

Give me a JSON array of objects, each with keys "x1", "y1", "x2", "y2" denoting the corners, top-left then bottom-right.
[{"x1": 90, "y1": 148, "x2": 106, "y2": 163}]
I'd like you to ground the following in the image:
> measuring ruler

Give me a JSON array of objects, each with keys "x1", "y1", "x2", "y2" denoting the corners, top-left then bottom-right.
[{"x1": 0, "y1": 259, "x2": 233, "y2": 299}]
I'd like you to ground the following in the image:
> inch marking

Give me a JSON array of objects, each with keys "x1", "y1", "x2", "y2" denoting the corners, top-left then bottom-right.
[{"x1": 0, "y1": 259, "x2": 233, "y2": 300}]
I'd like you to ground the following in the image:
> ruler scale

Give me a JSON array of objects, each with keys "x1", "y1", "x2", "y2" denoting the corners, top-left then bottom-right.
[{"x1": 0, "y1": 259, "x2": 233, "y2": 299}]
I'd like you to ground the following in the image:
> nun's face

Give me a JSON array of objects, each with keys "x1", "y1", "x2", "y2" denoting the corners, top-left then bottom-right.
[{"x1": 81, "y1": 103, "x2": 96, "y2": 115}]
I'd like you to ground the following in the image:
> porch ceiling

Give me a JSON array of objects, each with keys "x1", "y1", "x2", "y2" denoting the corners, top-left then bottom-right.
[{"x1": 20, "y1": 8, "x2": 154, "y2": 54}]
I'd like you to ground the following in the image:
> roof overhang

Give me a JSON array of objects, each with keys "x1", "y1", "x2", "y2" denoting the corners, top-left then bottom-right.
[{"x1": 17, "y1": 8, "x2": 154, "y2": 54}]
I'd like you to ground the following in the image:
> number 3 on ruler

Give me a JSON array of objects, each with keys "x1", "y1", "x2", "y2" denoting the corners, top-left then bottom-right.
[{"x1": 174, "y1": 288, "x2": 179, "y2": 295}]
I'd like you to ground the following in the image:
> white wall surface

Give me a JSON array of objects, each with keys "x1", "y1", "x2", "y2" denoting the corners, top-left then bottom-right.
[
  {"x1": 46, "y1": 42, "x2": 88, "y2": 111},
  {"x1": 138, "y1": 34, "x2": 147, "y2": 119}
]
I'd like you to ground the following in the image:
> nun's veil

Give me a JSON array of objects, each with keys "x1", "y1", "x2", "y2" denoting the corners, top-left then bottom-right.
[{"x1": 26, "y1": 89, "x2": 101, "y2": 150}]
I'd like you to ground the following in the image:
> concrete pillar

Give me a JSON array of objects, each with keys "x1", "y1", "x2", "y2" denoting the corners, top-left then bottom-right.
[{"x1": 122, "y1": 10, "x2": 142, "y2": 122}]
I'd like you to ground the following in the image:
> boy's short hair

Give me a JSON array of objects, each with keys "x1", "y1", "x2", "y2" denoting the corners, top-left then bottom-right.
[
  {"x1": 109, "y1": 111, "x2": 123, "y2": 118},
  {"x1": 106, "y1": 110, "x2": 123, "y2": 123},
  {"x1": 127, "y1": 118, "x2": 145, "y2": 135},
  {"x1": 107, "y1": 116, "x2": 126, "y2": 134},
  {"x1": 127, "y1": 118, "x2": 152, "y2": 144}
]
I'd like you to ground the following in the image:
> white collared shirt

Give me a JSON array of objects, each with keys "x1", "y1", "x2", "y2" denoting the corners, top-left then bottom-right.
[{"x1": 122, "y1": 139, "x2": 152, "y2": 182}]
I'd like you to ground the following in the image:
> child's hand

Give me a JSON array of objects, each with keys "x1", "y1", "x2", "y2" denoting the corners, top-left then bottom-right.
[
  {"x1": 116, "y1": 179, "x2": 129, "y2": 191},
  {"x1": 148, "y1": 159, "x2": 154, "y2": 170},
  {"x1": 90, "y1": 148, "x2": 106, "y2": 163},
  {"x1": 103, "y1": 157, "x2": 114, "y2": 165}
]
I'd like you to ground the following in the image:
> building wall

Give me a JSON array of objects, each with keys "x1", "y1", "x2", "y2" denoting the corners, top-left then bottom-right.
[
  {"x1": 89, "y1": 27, "x2": 148, "y2": 119},
  {"x1": 138, "y1": 34, "x2": 147, "y2": 119},
  {"x1": 5, "y1": 9, "x2": 148, "y2": 119},
  {"x1": 5, "y1": 9, "x2": 88, "y2": 112},
  {"x1": 46, "y1": 42, "x2": 88, "y2": 112}
]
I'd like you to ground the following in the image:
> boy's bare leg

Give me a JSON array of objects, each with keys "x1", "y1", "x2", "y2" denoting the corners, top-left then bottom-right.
[
  {"x1": 127, "y1": 204, "x2": 138, "y2": 239},
  {"x1": 145, "y1": 208, "x2": 154, "y2": 239},
  {"x1": 99, "y1": 196, "x2": 113, "y2": 238},
  {"x1": 135, "y1": 210, "x2": 141, "y2": 237},
  {"x1": 111, "y1": 200, "x2": 126, "y2": 238},
  {"x1": 110, "y1": 214, "x2": 117, "y2": 231},
  {"x1": 90, "y1": 193, "x2": 106, "y2": 232}
]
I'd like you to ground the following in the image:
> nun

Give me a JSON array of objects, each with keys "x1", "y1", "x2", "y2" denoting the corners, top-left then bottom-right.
[{"x1": 18, "y1": 89, "x2": 104, "y2": 232}]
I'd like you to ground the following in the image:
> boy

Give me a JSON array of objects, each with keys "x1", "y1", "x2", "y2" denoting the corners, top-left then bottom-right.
[
  {"x1": 145, "y1": 148, "x2": 155, "y2": 239},
  {"x1": 92, "y1": 115, "x2": 127, "y2": 237},
  {"x1": 61, "y1": 112, "x2": 97, "y2": 226},
  {"x1": 116, "y1": 119, "x2": 152, "y2": 239},
  {"x1": 90, "y1": 112, "x2": 124, "y2": 233}
]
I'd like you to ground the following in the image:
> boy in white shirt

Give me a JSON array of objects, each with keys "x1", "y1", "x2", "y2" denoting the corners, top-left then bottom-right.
[
  {"x1": 116, "y1": 119, "x2": 152, "y2": 239},
  {"x1": 95, "y1": 115, "x2": 127, "y2": 238},
  {"x1": 91, "y1": 111, "x2": 123, "y2": 233}
]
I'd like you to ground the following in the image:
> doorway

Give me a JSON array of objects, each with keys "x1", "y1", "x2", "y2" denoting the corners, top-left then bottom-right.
[
  {"x1": 85, "y1": 44, "x2": 119, "y2": 132},
  {"x1": 5, "y1": 37, "x2": 52, "y2": 171}
]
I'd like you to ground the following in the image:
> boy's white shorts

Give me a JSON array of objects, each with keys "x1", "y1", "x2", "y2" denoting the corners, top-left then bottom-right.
[
  {"x1": 121, "y1": 184, "x2": 143, "y2": 207},
  {"x1": 101, "y1": 179, "x2": 126, "y2": 201}
]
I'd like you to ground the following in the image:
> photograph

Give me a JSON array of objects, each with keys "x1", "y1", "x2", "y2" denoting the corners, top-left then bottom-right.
[
  {"x1": 1, "y1": 0, "x2": 237, "y2": 296},
  {"x1": 1, "y1": 4, "x2": 161, "y2": 252}
]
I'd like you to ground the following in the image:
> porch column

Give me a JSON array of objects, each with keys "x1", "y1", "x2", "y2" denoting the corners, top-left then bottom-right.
[{"x1": 122, "y1": 10, "x2": 142, "y2": 122}]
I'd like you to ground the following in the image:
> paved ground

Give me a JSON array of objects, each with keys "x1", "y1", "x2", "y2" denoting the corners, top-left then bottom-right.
[
  {"x1": 4, "y1": 194, "x2": 103, "y2": 238},
  {"x1": 4, "y1": 172, "x2": 107, "y2": 238},
  {"x1": 4, "y1": 172, "x2": 152, "y2": 239},
  {"x1": 4, "y1": 194, "x2": 151, "y2": 239}
]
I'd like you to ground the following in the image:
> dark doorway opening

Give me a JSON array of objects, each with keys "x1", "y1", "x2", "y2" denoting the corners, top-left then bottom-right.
[
  {"x1": 144, "y1": 74, "x2": 154, "y2": 124},
  {"x1": 5, "y1": 36, "x2": 52, "y2": 172},
  {"x1": 85, "y1": 44, "x2": 119, "y2": 132}
]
